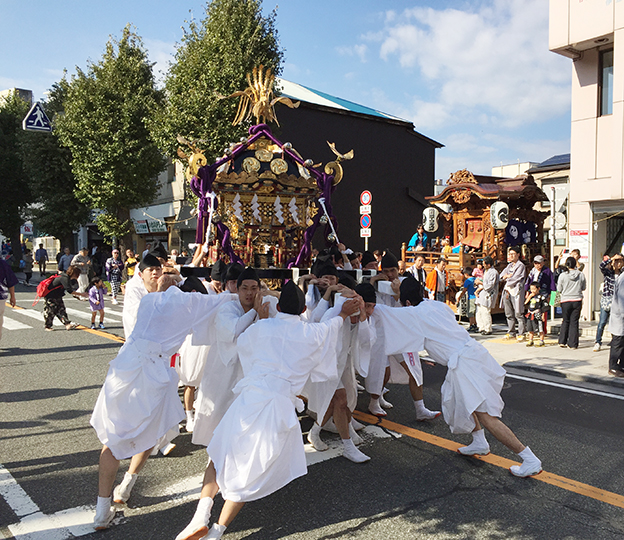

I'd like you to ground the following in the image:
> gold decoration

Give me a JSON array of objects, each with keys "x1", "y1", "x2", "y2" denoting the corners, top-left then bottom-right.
[
  {"x1": 176, "y1": 135, "x2": 208, "y2": 181},
  {"x1": 255, "y1": 148, "x2": 273, "y2": 162},
  {"x1": 222, "y1": 65, "x2": 301, "y2": 126},
  {"x1": 451, "y1": 189, "x2": 472, "y2": 204},
  {"x1": 242, "y1": 157, "x2": 261, "y2": 174},
  {"x1": 324, "y1": 161, "x2": 343, "y2": 186},
  {"x1": 270, "y1": 158, "x2": 289, "y2": 175},
  {"x1": 448, "y1": 169, "x2": 477, "y2": 185}
]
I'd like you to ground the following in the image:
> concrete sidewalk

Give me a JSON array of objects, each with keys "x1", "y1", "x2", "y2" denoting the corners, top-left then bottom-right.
[{"x1": 469, "y1": 321, "x2": 624, "y2": 392}]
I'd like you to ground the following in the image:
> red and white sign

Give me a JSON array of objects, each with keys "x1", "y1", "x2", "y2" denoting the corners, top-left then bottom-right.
[
  {"x1": 360, "y1": 190, "x2": 372, "y2": 205},
  {"x1": 360, "y1": 229, "x2": 371, "y2": 238},
  {"x1": 569, "y1": 230, "x2": 589, "y2": 263}
]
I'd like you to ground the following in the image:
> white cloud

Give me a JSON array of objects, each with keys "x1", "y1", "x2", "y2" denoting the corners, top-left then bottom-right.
[
  {"x1": 144, "y1": 38, "x2": 176, "y2": 86},
  {"x1": 370, "y1": 0, "x2": 571, "y2": 130},
  {"x1": 336, "y1": 44, "x2": 368, "y2": 63}
]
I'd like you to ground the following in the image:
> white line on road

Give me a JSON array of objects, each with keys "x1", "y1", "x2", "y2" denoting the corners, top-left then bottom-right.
[
  {"x1": 15, "y1": 309, "x2": 63, "y2": 327},
  {"x1": 2, "y1": 426, "x2": 394, "y2": 537},
  {"x1": 2, "y1": 317, "x2": 32, "y2": 330},
  {"x1": 64, "y1": 307, "x2": 121, "y2": 323},
  {"x1": 506, "y1": 373, "x2": 624, "y2": 400}
]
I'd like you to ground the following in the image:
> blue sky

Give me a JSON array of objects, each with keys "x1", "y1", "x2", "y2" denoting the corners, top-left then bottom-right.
[{"x1": 0, "y1": 0, "x2": 572, "y2": 180}]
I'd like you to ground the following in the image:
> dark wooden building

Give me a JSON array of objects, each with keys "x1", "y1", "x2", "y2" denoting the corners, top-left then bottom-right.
[{"x1": 275, "y1": 79, "x2": 442, "y2": 256}]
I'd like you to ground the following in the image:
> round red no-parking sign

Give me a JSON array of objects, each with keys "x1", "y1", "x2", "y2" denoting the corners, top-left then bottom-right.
[{"x1": 360, "y1": 214, "x2": 371, "y2": 228}]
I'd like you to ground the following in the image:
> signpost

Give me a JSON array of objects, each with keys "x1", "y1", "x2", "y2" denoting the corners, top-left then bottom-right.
[
  {"x1": 22, "y1": 102, "x2": 52, "y2": 132},
  {"x1": 360, "y1": 191, "x2": 372, "y2": 250}
]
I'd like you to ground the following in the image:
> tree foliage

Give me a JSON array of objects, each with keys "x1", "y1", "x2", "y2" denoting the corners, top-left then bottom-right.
[
  {"x1": 55, "y1": 25, "x2": 166, "y2": 243},
  {"x1": 150, "y1": 0, "x2": 284, "y2": 163},
  {"x1": 20, "y1": 80, "x2": 91, "y2": 248},
  {"x1": 0, "y1": 91, "x2": 31, "y2": 259}
]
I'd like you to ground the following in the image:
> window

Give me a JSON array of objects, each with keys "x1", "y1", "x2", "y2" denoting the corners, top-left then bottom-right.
[{"x1": 599, "y1": 49, "x2": 613, "y2": 116}]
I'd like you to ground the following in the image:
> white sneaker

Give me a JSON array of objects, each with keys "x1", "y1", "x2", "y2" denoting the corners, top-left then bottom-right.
[
  {"x1": 379, "y1": 395, "x2": 393, "y2": 409},
  {"x1": 593, "y1": 343, "x2": 601, "y2": 352},
  {"x1": 457, "y1": 438, "x2": 490, "y2": 456},
  {"x1": 307, "y1": 424, "x2": 328, "y2": 451},
  {"x1": 93, "y1": 506, "x2": 115, "y2": 530},
  {"x1": 351, "y1": 418, "x2": 365, "y2": 431},
  {"x1": 342, "y1": 439, "x2": 371, "y2": 463},
  {"x1": 113, "y1": 472, "x2": 137, "y2": 504},
  {"x1": 112, "y1": 298, "x2": 119, "y2": 305},
  {"x1": 206, "y1": 524, "x2": 227, "y2": 539}
]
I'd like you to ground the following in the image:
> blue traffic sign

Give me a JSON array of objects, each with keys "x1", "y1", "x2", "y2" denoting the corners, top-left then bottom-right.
[
  {"x1": 22, "y1": 102, "x2": 52, "y2": 132},
  {"x1": 360, "y1": 214, "x2": 371, "y2": 228}
]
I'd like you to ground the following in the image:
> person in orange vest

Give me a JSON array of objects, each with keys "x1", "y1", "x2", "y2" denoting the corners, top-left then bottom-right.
[{"x1": 425, "y1": 257, "x2": 449, "y2": 302}]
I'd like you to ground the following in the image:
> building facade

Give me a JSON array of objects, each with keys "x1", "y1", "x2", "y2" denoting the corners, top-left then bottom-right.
[{"x1": 550, "y1": 0, "x2": 624, "y2": 319}]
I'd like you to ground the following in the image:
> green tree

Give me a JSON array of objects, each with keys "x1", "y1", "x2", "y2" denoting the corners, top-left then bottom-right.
[
  {"x1": 150, "y1": 0, "x2": 284, "y2": 163},
  {"x1": 55, "y1": 25, "x2": 166, "y2": 247},
  {"x1": 0, "y1": 91, "x2": 31, "y2": 263},
  {"x1": 21, "y1": 80, "x2": 91, "y2": 250}
]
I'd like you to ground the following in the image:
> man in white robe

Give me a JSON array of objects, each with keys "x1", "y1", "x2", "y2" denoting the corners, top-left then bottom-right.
[
  {"x1": 306, "y1": 288, "x2": 374, "y2": 463},
  {"x1": 91, "y1": 275, "x2": 234, "y2": 530},
  {"x1": 122, "y1": 254, "x2": 163, "y2": 338},
  {"x1": 500, "y1": 245, "x2": 527, "y2": 341},
  {"x1": 192, "y1": 267, "x2": 275, "y2": 448},
  {"x1": 375, "y1": 276, "x2": 542, "y2": 479},
  {"x1": 476, "y1": 256, "x2": 499, "y2": 335},
  {"x1": 176, "y1": 281, "x2": 360, "y2": 540}
]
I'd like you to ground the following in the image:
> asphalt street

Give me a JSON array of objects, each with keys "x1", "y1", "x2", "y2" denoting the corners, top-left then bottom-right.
[{"x1": 1, "y1": 284, "x2": 624, "y2": 539}]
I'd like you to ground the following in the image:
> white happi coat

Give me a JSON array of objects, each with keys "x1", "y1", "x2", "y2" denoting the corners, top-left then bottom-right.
[
  {"x1": 208, "y1": 312, "x2": 344, "y2": 502},
  {"x1": 122, "y1": 273, "x2": 148, "y2": 338},
  {"x1": 90, "y1": 287, "x2": 233, "y2": 460},
  {"x1": 304, "y1": 298, "x2": 374, "y2": 420},
  {"x1": 175, "y1": 334, "x2": 211, "y2": 387},
  {"x1": 374, "y1": 301, "x2": 506, "y2": 434}
]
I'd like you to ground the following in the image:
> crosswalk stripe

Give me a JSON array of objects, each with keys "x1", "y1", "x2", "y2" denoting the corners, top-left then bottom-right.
[
  {"x1": 65, "y1": 307, "x2": 121, "y2": 323},
  {"x1": 2, "y1": 317, "x2": 32, "y2": 330},
  {"x1": 18, "y1": 308, "x2": 63, "y2": 326}
]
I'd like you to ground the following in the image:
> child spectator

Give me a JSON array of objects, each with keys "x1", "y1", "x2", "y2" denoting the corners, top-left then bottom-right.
[
  {"x1": 472, "y1": 259, "x2": 484, "y2": 279},
  {"x1": 88, "y1": 277, "x2": 107, "y2": 329},
  {"x1": 457, "y1": 267, "x2": 478, "y2": 332},
  {"x1": 525, "y1": 281, "x2": 549, "y2": 347}
]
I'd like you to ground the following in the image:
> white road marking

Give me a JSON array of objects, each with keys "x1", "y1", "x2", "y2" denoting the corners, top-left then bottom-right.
[
  {"x1": 2, "y1": 426, "x2": 394, "y2": 537},
  {"x1": 64, "y1": 307, "x2": 121, "y2": 323},
  {"x1": 17, "y1": 309, "x2": 63, "y2": 327},
  {"x1": 506, "y1": 373, "x2": 624, "y2": 400},
  {"x1": 2, "y1": 317, "x2": 32, "y2": 330}
]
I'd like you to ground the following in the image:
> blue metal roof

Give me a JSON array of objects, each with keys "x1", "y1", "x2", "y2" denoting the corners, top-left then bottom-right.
[{"x1": 537, "y1": 153, "x2": 570, "y2": 168}]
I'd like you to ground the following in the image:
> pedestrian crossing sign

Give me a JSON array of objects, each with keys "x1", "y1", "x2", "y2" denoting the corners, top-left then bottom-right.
[{"x1": 22, "y1": 102, "x2": 52, "y2": 132}]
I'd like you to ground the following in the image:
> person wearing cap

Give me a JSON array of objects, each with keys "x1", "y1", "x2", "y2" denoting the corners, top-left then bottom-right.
[
  {"x1": 360, "y1": 251, "x2": 378, "y2": 270},
  {"x1": 122, "y1": 253, "x2": 163, "y2": 338},
  {"x1": 176, "y1": 281, "x2": 360, "y2": 540},
  {"x1": 374, "y1": 276, "x2": 543, "y2": 479},
  {"x1": 500, "y1": 246, "x2": 527, "y2": 341},
  {"x1": 425, "y1": 257, "x2": 449, "y2": 302},
  {"x1": 475, "y1": 256, "x2": 499, "y2": 335},
  {"x1": 298, "y1": 261, "x2": 339, "y2": 321},
  {"x1": 222, "y1": 263, "x2": 244, "y2": 294},
  {"x1": 91, "y1": 274, "x2": 235, "y2": 531},
  {"x1": 105, "y1": 249, "x2": 124, "y2": 305},
  {"x1": 370, "y1": 250, "x2": 402, "y2": 307},
  {"x1": 524, "y1": 254, "x2": 555, "y2": 297}
]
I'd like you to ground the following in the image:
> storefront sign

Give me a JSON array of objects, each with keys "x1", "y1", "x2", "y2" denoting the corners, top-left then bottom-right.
[
  {"x1": 569, "y1": 229, "x2": 589, "y2": 262},
  {"x1": 134, "y1": 220, "x2": 149, "y2": 234},
  {"x1": 147, "y1": 219, "x2": 167, "y2": 233}
]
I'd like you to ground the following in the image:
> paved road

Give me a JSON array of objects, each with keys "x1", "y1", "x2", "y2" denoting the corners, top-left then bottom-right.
[{"x1": 1, "y1": 285, "x2": 624, "y2": 539}]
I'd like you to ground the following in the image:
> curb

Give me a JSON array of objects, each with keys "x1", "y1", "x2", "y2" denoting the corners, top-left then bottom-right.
[{"x1": 504, "y1": 361, "x2": 624, "y2": 391}]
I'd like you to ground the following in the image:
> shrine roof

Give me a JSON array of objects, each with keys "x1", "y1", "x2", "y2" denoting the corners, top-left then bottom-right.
[{"x1": 426, "y1": 171, "x2": 548, "y2": 205}]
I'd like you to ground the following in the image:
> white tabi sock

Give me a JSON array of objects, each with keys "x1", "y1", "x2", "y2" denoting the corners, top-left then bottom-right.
[
  {"x1": 379, "y1": 394, "x2": 393, "y2": 409},
  {"x1": 510, "y1": 446, "x2": 542, "y2": 477},
  {"x1": 307, "y1": 423, "x2": 328, "y2": 451},
  {"x1": 175, "y1": 497, "x2": 213, "y2": 540},
  {"x1": 186, "y1": 410, "x2": 195, "y2": 432},
  {"x1": 349, "y1": 423, "x2": 363, "y2": 445},
  {"x1": 414, "y1": 399, "x2": 441, "y2": 421},
  {"x1": 457, "y1": 429, "x2": 490, "y2": 456},
  {"x1": 368, "y1": 398, "x2": 386, "y2": 416},
  {"x1": 350, "y1": 418, "x2": 365, "y2": 431},
  {"x1": 206, "y1": 523, "x2": 227, "y2": 539},
  {"x1": 342, "y1": 438, "x2": 371, "y2": 463},
  {"x1": 113, "y1": 472, "x2": 137, "y2": 503},
  {"x1": 94, "y1": 496, "x2": 115, "y2": 529}
]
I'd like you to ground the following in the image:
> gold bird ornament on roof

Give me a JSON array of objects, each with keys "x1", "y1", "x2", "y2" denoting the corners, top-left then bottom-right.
[{"x1": 222, "y1": 65, "x2": 300, "y2": 126}]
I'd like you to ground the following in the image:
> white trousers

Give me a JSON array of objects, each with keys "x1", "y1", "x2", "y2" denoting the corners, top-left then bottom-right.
[{"x1": 476, "y1": 304, "x2": 492, "y2": 333}]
